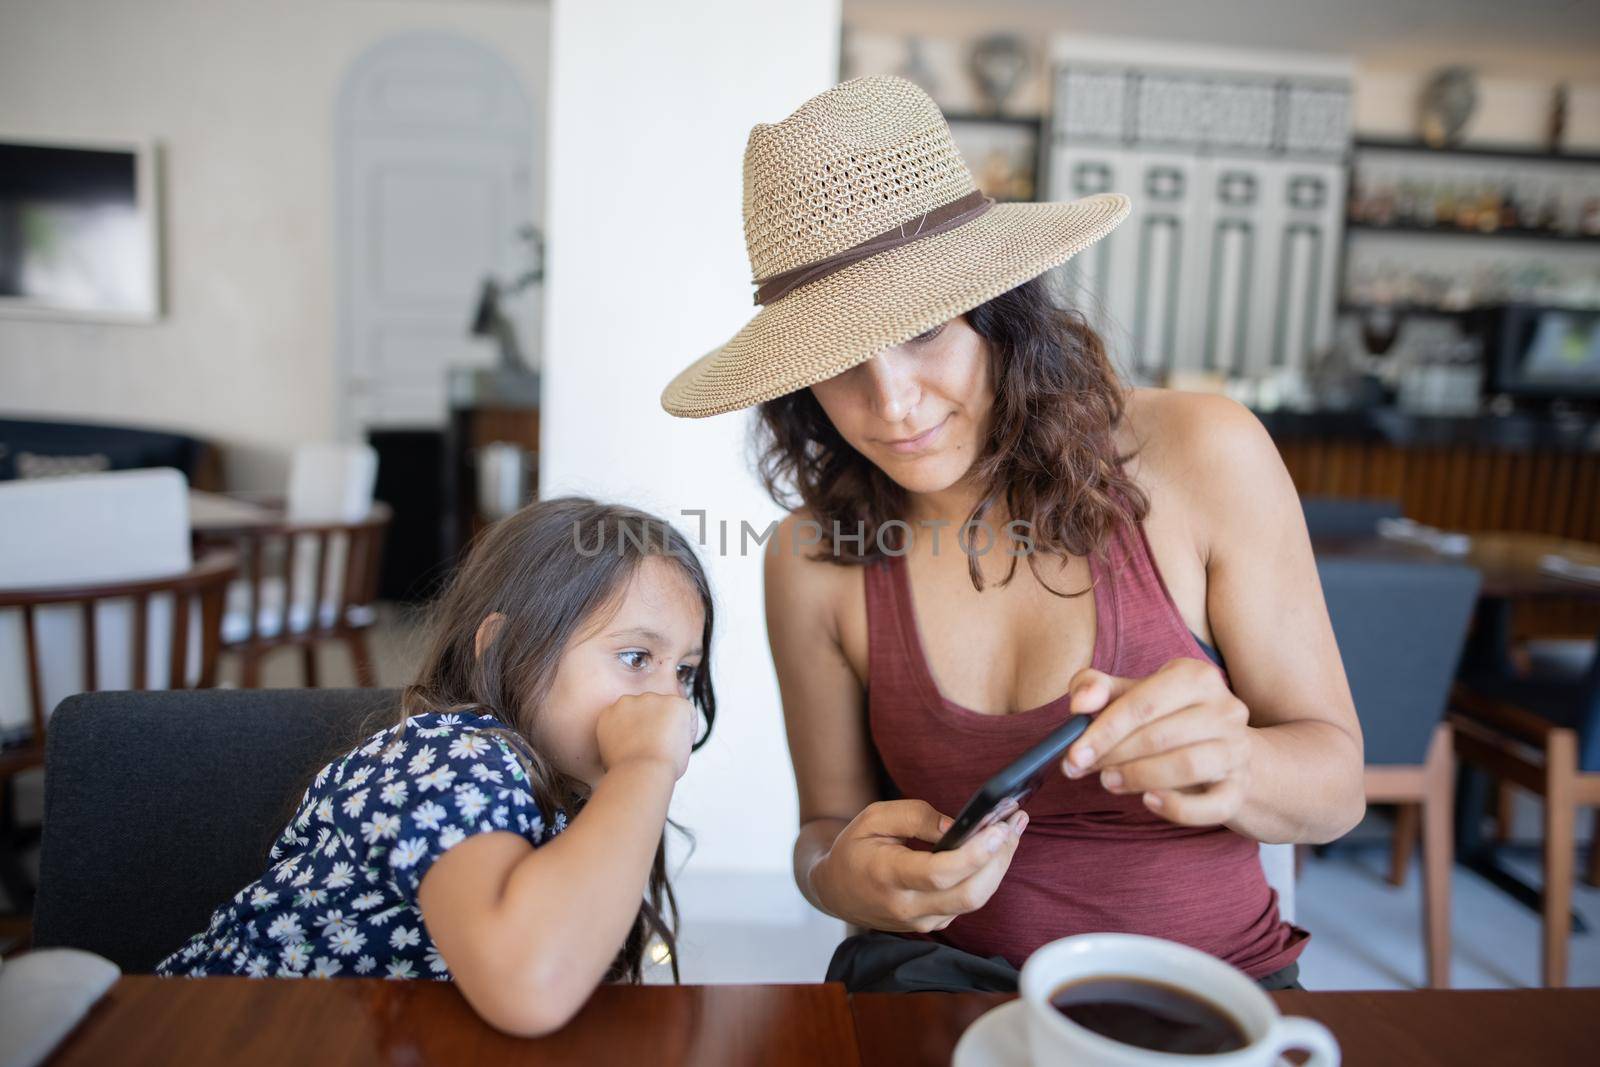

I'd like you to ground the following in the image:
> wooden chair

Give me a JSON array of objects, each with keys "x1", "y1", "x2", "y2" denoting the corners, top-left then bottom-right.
[
  {"x1": 0, "y1": 558, "x2": 235, "y2": 913},
  {"x1": 209, "y1": 503, "x2": 392, "y2": 688},
  {"x1": 1316, "y1": 555, "x2": 1481, "y2": 988},
  {"x1": 1, "y1": 468, "x2": 242, "y2": 915},
  {"x1": 1450, "y1": 639, "x2": 1600, "y2": 988}
]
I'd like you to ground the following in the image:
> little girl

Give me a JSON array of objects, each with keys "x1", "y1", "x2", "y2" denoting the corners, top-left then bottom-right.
[{"x1": 156, "y1": 496, "x2": 716, "y2": 1036}]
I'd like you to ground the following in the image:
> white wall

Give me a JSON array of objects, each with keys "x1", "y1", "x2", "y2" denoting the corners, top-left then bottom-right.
[
  {"x1": 0, "y1": 0, "x2": 550, "y2": 491},
  {"x1": 541, "y1": 0, "x2": 841, "y2": 877}
]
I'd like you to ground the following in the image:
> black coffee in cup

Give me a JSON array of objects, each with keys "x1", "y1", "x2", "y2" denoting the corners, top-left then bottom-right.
[{"x1": 1049, "y1": 976, "x2": 1249, "y2": 1054}]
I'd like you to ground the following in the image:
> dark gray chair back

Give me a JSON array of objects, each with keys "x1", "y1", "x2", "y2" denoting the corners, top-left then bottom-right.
[
  {"x1": 1302, "y1": 496, "x2": 1403, "y2": 539},
  {"x1": 34, "y1": 688, "x2": 400, "y2": 971},
  {"x1": 1317, "y1": 556, "x2": 1481, "y2": 765}
]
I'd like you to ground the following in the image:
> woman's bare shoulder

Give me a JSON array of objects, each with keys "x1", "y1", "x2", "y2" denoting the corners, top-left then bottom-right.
[
  {"x1": 762, "y1": 508, "x2": 871, "y2": 677},
  {"x1": 763, "y1": 509, "x2": 860, "y2": 607},
  {"x1": 1119, "y1": 387, "x2": 1297, "y2": 561},
  {"x1": 1119, "y1": 387, "x2": 1277, "y2": 487}
]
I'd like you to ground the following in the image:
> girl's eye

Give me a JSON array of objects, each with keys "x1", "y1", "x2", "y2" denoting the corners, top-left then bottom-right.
[
  {"x1": 910, "y1": 322, "x2": 945, "y2": 345},
  {"x1": 676, "y1": 664, "x2": 698, "y2": 688},
  {"x1": 619, "y1": 650, "x2": 651, "y2": 671}
]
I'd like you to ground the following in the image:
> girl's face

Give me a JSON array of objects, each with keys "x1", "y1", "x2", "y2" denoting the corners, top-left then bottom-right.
[
  {"x1": 808, "y1": 315, "x2": 993, "y2": 496},
  {"x1": 525, "y1": 557, "x2": 706, "y2": 789}
]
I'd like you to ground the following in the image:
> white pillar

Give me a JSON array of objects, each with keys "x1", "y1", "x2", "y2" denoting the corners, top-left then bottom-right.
[{"x1": 542, "y1": 1, "x2": 842, "y2": 878}]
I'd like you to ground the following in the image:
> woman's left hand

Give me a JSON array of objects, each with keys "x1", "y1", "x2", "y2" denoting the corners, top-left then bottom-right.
[{"x1": 1059, "y1": 658, "x2": 1256, "y2": 826}]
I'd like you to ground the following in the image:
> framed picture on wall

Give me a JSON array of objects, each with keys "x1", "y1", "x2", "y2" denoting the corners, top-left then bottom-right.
[
  {"x1": 945, "y1": 113, "x2": 1043, "y2": 203},
  {"x1": 0, "y1": 135, "x2": 163, "y2": 322}
]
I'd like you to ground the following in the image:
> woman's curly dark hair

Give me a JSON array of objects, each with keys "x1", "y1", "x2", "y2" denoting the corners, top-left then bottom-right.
[{"x1": 755, "y1": 274, "x2": 1148, "y2": 594}]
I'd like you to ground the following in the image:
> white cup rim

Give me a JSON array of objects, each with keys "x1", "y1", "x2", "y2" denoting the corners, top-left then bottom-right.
[{"x1": 1019, "y1": 933, "x2": 1281, "y2": 1062}]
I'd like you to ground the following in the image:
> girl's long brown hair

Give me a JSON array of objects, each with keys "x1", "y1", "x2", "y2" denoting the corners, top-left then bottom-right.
[
  {"x1": 755, "y1": 274, "x2": 1148, "y2": 593},
  {"x1": 392, "y1": 496, "x2": 715, "y2": 983}
]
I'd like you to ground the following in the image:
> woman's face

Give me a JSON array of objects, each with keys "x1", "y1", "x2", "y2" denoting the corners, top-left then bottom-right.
[{"x1": 808, "y1": 315, "x2": 993, "y2": 495}]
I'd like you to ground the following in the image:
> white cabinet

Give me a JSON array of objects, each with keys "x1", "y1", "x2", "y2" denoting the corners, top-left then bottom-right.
[{"x1": 1047, "y1": 60, "x2": 1350, "y2": 380}]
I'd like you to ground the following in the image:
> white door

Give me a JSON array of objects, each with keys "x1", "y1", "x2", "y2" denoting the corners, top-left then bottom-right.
[{"x1": 336, "y1": 32, "x2": 539, "y2": 435}]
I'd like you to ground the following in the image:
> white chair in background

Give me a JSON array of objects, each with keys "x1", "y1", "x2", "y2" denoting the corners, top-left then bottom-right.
[
  {"x1": 0, "y1": 468, "x2": 235, "y2": 910},
  {"x1": 215, "y1": 443, "x2": 390, "y2": 687},
  {"x1": 1260, "y1": 841, "x2": 1296, "y2": 925}
]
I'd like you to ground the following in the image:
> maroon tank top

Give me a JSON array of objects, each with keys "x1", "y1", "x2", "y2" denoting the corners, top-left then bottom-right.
[{"x1": 864, "y1": 517, "x2": 1308, "y2": 977}]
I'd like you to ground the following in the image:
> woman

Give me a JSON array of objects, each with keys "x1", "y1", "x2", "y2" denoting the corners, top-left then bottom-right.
[{"x1": 661, "y1": 76, "x2": 1364, "y2": 992}]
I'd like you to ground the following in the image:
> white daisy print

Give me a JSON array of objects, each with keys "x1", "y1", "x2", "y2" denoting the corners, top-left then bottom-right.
[
  {"x1": 412, "y1": 800, "x2": 448, "y2": 831},
  {"x1": 315, "y1": 798, "x2": 335, "y2": 824},
  {"x1": 454, "y1": 784, "x2": 489, "y2": 821},
  {"x1": 314, "y1": 909, "x2": 352, "y2": 934},
  {"x1": 280, "y1": 942, "x2": 310, "y2": 971},
  {"x1": 249, "y1": 887, "x2": 279, "y2": 909},
  {"x1": 294, "y1": 887, "x2": 328, "y2": 908},
  {"x1": 416, "y1": 766, "x2": 457, "y2": 793},
  {"x1": 325, "y1": 862, "x2": 356, "y2": 889},
  {"x1": 351, "y1": 891, "x2": 384, "y2": 911},
  {"x1": 361, "y1": 811, "x2": 401, "y2": 844},
  {"x1": 379, "y1": 740, "x2": 407, "y2": 765},
  {"x1": 407, "y1": 746, "x2": 436, "y2": 776},
  {"x1": 390, "y1": 837, "x2": 428, "y2": 869},
  {"x1": 354, "y1": 955, "x2": 376, "y2": 975},
  {"x1": 311, "y1": 957, "x2": 342, "y2": 978},
  {"x1": 386, "y1": 959, "x2": 418, "y2": 979},
  {"x1": 448, "y1": 734, "x2": 489, "y2": 760},
  {"x1": 469, "y1": 763, "x2": 503, "y2": 785},
  {"x1": 327, "y1": 927, "x2": 367, "y2": 956},
  {"x1": 390, "y1": 925, "x2": 421, "y2": 950},
  {"x1": 246, "y1": 955, "x2": 271, "y2": 978},
  {"x1": 379, "y1": 781, "x2": 408, "y2": 807},
  {"x1": 438, "y1": 825, "x2": 466, "y2": 850},
  {"x1": 341, "y1": 789, "x2": 370, "y2": 819},
  {"x1": 266, "y1": 914, "x2": 305, "y2": 943}
]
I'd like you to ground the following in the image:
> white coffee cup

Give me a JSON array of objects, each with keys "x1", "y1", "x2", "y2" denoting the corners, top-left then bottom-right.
[{"x1": 1019, "y1": 934, "x2": 1339, "y2": 1066}]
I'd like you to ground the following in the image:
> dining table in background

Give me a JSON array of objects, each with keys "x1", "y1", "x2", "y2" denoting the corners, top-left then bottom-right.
[
  {"x1": 39, "y1": 978, "x2": 1600, "y2": 1066},
  {"x1": 185, "y1": 489, "x2": 282, "y2": 540}
]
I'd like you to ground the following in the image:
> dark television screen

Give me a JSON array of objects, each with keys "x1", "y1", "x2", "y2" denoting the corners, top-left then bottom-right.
[{"x1": 0, "y1": 141, "x2": 156, "y2": 316}]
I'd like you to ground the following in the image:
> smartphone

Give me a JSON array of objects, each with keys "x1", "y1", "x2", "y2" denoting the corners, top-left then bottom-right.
[{"x1": 932, "y1": 714, "x2": 1092, "y2": 852}]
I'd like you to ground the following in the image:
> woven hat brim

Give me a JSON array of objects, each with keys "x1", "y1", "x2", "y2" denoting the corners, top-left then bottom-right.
[{"x1": 660, "y1": 192, "x2": 1131, "y2": 419}]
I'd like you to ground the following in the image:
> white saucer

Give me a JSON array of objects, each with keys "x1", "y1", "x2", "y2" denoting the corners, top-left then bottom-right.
[{"x1": 952, "y1": 999, "x2": 1030, "y2": 1067}]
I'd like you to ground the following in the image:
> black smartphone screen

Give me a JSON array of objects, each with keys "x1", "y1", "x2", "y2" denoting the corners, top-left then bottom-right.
[{"x1": 931, "y1": 714, "x2": 1092, "y2": 852}]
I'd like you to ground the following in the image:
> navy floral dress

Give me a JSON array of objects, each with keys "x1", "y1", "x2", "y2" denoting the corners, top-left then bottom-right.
[{"x1": 156, "y1": 711, "x2": 565, "y2": 980}]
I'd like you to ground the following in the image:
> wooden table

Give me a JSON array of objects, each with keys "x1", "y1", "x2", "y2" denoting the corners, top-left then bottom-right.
[
  {"x1": 46, "y1": 977, "x2": 862, "y2": 1067},
  {"x1": 44, "y1": 978, "x2": 1600, "y2": 1066},
  {"x1": 851, "y1": 989, "x2": 1600, "y2": 1066}
]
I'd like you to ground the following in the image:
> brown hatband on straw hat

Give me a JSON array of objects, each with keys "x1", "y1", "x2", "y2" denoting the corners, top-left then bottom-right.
[{"x1": 659, "y1": 75, "x2": 1132, "y2": 419}]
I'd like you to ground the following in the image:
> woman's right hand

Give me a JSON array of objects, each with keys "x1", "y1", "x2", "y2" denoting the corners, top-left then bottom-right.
[
  {"x1": 808, "y1": 799, "x2": 1027, "y2": 933},
  {"x1": 597, "y1": 692, "x2": 696, "y2": 781}
]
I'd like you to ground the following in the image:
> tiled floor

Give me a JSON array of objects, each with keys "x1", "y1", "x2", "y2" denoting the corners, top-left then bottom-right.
[{"x1": 9, "y1": 606, "x2": 1599, "y2": 989}]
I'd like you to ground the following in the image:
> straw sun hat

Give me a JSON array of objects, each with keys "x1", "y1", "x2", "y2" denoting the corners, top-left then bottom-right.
[{"x1": 659, "y1": 75, "x2": 1131, "y2": 419}]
